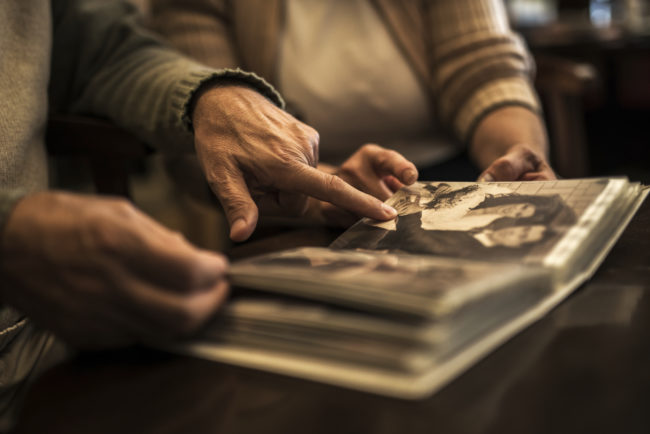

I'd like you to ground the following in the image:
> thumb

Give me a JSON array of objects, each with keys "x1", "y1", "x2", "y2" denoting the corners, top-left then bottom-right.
[{"x1": 207, "y1": 165, "x2": 259, "y2": 242}]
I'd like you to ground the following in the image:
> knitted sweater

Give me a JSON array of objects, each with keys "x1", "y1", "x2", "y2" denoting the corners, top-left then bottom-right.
[
  {"x1": 0, "y1": 0, "x2": 281, "y2": 230},
  {"x1": 0, "y1": 0, "x2": 281, "y2": 427}
]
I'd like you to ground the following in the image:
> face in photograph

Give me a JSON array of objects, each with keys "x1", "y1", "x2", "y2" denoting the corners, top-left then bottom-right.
[
  {"x1": 371, "y1": 182, "x2": 514, "y2": 231},
  {"x1": 472, "y1": 224, "x2": 547, "y2": 248}
]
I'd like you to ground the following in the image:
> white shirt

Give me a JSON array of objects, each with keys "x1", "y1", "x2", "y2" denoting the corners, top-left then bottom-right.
[{"x1": 278, "y1": 0, "x2": 460, "y2": 166}]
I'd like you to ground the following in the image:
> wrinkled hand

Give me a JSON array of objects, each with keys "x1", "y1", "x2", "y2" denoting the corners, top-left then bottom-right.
[
  {"x1": 316, "y1": 144, "x2": 419, "y2": 226},
  {"x1": 192, "y1": 85, "x2": 397, "y2": 241},
  {"x1": 0, "y1": 192, "x2": 229, "y2": 349},
  {"x1": 477, "y1": 144, "x2": 556, "y2": 182}
]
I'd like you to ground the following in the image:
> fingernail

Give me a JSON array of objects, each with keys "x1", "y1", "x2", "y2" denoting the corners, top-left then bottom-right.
[
  {"x1": 403, "y1": 168, "x2": 418, "y2": 184},
  {"x1": 382, "y1": 203, "x2": 398, "y2": 217},
  {"x1": 478, "y1": 173, "x2": 495, "y2": 182}
]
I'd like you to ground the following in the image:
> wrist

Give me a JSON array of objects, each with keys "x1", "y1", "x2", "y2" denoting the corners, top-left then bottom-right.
[
  {"x1": 191, "y1": 82, "x2": 250, "y2": 125},
  {"x1": 181, "y1": 67, "x2": 285, "y2": 133},
  {"x1": 191, "y1": 84, "x2": 277, "y2": 137},
  {"x1": 470, "y1": 106, "x2": 548, "y2": 169}
]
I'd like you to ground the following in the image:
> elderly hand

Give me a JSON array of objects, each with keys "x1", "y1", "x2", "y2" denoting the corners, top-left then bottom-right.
[
  {"x1": 477, "y1": 144, "x2": 556, "y2": 182},
  {"x1": 0, "y1": 192, "x2": 229, "y2": 349},
  {"x1": 191, "y1": 85, "x2": 397, "y2": 241},
  {"x1": 314, "y1": 144, "x2": 418, "y2": 226},
  {"x1": 470, "y1": 106, "x2": 557, "y2": 182}
]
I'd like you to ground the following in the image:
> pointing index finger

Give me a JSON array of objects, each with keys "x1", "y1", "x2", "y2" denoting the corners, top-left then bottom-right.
[{"x1": 289, "y1": 165, "x2": 398, "y2": 221}]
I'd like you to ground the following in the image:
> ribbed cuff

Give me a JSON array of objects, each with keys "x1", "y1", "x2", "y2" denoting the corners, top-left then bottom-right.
[
  {"x1": 454, "y1": 78, "x2": 542, "y2": 144},
  {"x1": 172, "y1": 67, "x2": 286, "y2": 134}
]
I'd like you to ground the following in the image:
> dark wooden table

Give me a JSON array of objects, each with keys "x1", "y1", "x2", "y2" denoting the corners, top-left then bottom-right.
[{"x1": 13, "y1": 199, "x2": 650, "y2": 434}]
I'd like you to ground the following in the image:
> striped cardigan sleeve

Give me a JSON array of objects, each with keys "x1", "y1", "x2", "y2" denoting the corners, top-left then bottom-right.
[{"x1": 426, "y1": 0, "x2": 541, "y2": 144}]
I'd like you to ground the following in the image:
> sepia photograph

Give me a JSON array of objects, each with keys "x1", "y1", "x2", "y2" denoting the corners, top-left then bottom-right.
[{"x1": 332, "y1": 181, "x2": 582, "y2": 262}]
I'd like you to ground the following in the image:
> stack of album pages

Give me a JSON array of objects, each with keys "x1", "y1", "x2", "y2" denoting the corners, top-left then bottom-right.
[{"x1": 176, "y1": 177, "x2": 648, "y2": 398}]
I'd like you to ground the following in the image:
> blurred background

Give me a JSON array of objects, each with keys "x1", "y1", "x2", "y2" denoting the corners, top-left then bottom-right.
[{"x1": 506, "y1": 0, "x2": 650, "y2": 182}]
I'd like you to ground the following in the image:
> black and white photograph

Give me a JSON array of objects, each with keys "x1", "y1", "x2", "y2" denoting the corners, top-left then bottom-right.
[
  {"x1": 195, "y1": 178, "x2": 645, "y2": 400},
  {"x1": 332, "y1": 181, "x2": 586, "y2": 263}
]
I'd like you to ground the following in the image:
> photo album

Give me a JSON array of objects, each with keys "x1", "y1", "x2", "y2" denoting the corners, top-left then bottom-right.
[{"x1": 173, "y1": 178, "x2": 648, "y2": 398}]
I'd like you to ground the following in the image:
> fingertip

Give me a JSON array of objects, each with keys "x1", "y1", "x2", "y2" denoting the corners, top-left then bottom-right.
[
  {"x1": 381, "y1": 203, "x2": 398, "y2": 218},
  {"x1": 401, "y1": 168, "x2": 418, "y2": 185},
  {"x1": 229, "y1": 218, "x2": 254, "y2": 242},
  {"x1": 478, "y1": 172, "x2": 495, "y2": 182}
]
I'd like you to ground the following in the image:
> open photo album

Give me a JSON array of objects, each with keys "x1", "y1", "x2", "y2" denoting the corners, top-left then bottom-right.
[{"x1": 173, "y1": 178, "x2": 648, "y2": 398}]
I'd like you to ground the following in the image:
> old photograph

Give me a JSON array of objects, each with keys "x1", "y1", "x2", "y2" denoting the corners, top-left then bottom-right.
[{"x1": 332, "y1": 181, "x2": 587, "y2": 263}]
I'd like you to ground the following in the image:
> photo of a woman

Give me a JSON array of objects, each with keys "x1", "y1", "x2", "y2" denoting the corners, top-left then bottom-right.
[{"x1": 332, "y1": 182, "x2": 577, "y2": 262}]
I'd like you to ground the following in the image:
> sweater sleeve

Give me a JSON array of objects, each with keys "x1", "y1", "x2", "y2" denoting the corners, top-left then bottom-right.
[
  {"x1": 426, "y1": 0, "x2": 541, "y2": 144},
  {"x1": 48, "y1": 0, "x2": 283, "y2": 154},
  {"x1": 147, "y1": 0, "x2": 240, "y2": 71}
]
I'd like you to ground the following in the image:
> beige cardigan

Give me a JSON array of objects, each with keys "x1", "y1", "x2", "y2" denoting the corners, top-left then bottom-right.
[{"x1": 149, "y1": 0, "x2": 541, "y2": 144}]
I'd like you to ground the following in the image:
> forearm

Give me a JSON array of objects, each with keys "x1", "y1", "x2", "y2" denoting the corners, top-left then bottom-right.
[
  {"x1": 469, "y1": 106, "x2": 549, "y2": 170},
  {"x1": 427, "y1": 0, "x2": 541, "y2": 145}
]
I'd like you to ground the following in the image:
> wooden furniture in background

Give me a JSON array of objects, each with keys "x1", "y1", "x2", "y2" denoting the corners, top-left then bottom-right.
[
  {"x1": 534, "y1": 54, "x2": 599, "y2": 178},
  {"x1": 520, "y1": 19, "x2": 650, "y2": 180}
]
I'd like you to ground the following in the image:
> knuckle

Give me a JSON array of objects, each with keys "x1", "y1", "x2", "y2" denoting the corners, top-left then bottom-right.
[
  {"x1": 278, "y1": 148, "x2": 304, "y2": 167},
  {"x1": 296, "y1": 125, "x2": 320, "y2": 165},
  {"x1": 372, "y1": 148, "x2": 398, "y2": 169},
  {"x1": 85, "y1": 221, "x2": 124, "y2": 255},
  {"x1": 382, "y1": 149, "x2": 402, "y2": 165},
  {"x1": 84, "y1": 200, "x2": 143, "y2": 255},
  {"x1": 360, "y1": 143, "x2": 380, "y2": 154},
  {"x1": 385, "y1": 149, "x2": 402, "y2": 160},
  {"x1": 524, "y1": 150, "x2": 542, "y2": 166},
  {"x1": 304, "y1": 125, "x2": 320, "y2": 145},
  {"x1": 109, "y1": 198, "x2": 139, "y2": 219},
  {"x1": 514, "y1": 144, "x2": 541, "y2": 164},
  {"x1": 296, "y1": 121, "x2": 319, "y2": 141}
]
